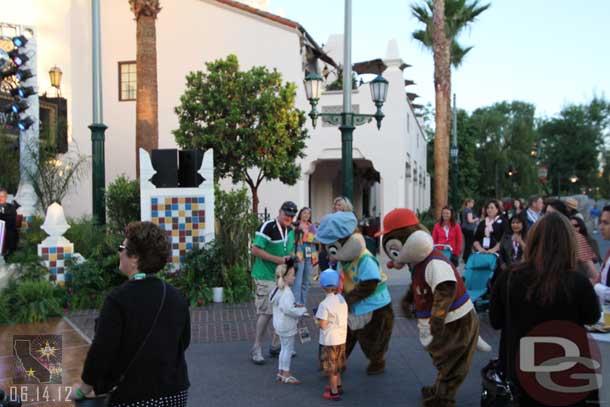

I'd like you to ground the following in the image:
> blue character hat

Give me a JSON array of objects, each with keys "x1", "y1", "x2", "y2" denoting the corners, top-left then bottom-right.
[
  {"x1": 319, "y1": 269, "x2": 340, "y2": 288},
  {"x1": 315, "y1": 211, "x2": 358, "y2": 244}
]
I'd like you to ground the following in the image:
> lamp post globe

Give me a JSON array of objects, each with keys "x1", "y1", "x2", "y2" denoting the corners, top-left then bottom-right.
[
  {"x1": 49, "y1": 65, "x2": 63, "y2": 90},
  {"x1": 370, "y1": 74, "x2": 389, "y2": 104},
  {"x1": 370, "y1": 74, "x2": 388, "y2": 129},
  {"x1": 304, "y1": 72, "x2": 323, "y2": 128},
  {"x1": 304, "y1": 72, "x2": 323, "y2": 101}
]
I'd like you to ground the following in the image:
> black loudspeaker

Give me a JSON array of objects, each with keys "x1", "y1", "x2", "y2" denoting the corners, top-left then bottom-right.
[
  {"x1": 178, "y1": 150, "x2": 205, "y2": 187},
  {"x1": 151, "y1": 149, "x2": 178, "y2": 188}
]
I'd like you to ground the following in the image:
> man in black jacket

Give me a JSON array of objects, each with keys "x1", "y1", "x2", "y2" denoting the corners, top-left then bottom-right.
[{"x1": 0, "y1": 188, "x2": 19, "y2": 256}]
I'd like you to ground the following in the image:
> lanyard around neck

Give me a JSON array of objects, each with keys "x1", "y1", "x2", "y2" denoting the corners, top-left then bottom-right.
[
  {"x1": 276, "y1": 219, "x2": 287, "y2": 250},
  {"x1": 130, "y1": 272, "x2": 147, "y2": 280}
]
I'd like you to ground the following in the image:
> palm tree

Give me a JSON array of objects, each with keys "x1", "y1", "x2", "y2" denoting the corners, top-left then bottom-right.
[
  {"x1": 411, "y1": 0, "x2": 490, "y2": 217},
  {"x1": 129, "y1": 0, "x2": 161, "y2": 178}
]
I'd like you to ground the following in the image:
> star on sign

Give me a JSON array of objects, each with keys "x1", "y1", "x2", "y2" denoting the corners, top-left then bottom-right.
[
  {"x1": 26, "y1": 368, "x2": 35, "y2": 377},
  {"x1": 36, "y1": 341, "x2": 57, "y2": 360}
]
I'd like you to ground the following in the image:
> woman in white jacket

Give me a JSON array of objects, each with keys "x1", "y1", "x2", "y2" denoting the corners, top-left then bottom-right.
[{"x1": 270, "y1": 259, "x2": 307, "y2": 384}]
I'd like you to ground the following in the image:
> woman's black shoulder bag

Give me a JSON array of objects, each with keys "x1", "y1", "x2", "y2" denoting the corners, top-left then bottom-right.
[{"x1": 481, "y1": 271, "x2": 519, "y2": 406}]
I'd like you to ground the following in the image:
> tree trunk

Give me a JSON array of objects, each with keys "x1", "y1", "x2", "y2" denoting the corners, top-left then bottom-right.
[
  {"x1": 432, "y1": 0, "x2": 451, "y2": 219},
  {"x1": 135, "y1": 14, "x2": 159, "y2": 178},
  {"x1": 251, "y1": 185, "x2": 259, "y2": 215}
]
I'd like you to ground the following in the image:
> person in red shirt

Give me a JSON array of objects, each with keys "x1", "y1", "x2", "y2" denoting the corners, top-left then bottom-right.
[{"x1": 432, "y1": 206, "x2": 463, "y2": 267}]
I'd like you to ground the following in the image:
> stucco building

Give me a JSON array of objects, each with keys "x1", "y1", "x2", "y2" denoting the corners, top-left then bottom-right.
[{"x1": 0, "y1": 0, "x2": 429, "y2": 224}]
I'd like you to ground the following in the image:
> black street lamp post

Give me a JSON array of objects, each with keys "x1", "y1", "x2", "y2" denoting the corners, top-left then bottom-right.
[{"x1": 303, "y1": 0, "x2": 389, "y2": 203}]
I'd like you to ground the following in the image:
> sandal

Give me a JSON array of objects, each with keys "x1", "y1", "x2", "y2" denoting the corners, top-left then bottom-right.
[
  {"x1": 279, "y1": 375, "x2": 302, "y2": 384},
  {"x1": 324, "y1": 385, "x2": 344, "y2": 394}
]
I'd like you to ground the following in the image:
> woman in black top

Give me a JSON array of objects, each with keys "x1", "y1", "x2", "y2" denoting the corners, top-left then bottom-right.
[
  {"x1": 473, "y1": 200, "x2": 506, "y2": 255},
  {"x1": 490, "y1": 213, "x2": 601, "y2": 407},
  {"x1": 498, "y1": 215, "x2": 526, "y2": 271},
  {"x1": 76, "y1": 221, "x2": 190, "y2": 406}
]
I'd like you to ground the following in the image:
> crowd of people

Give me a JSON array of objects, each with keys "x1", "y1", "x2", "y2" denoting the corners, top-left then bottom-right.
[{"x1": 26, "y1": 191, "x2": 607, "y2": 406}]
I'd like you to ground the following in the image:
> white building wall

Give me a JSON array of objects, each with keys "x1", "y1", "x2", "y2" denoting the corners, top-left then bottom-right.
[{"x1": 1, "y1": 1, "x2": 429, "y2": 221}]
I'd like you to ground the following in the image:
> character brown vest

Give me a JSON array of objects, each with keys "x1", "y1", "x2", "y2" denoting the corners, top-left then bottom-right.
[{"x1": 412, "y1": 250, "x2": 469, "y2": 319}]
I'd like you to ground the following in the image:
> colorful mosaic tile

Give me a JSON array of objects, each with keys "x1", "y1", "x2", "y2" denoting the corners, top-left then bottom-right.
[
  {"x1": 150, "y1": 196, "x2": 207, "y2": 264},
  {"x1": 38, "y1": 244, "x2": 74, "y2": 286}
]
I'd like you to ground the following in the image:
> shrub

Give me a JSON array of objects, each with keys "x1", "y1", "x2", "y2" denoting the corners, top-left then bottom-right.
[
  {"x1": 223, "y1": 264, "x2": 253, "y2": 304},
  {"x1": 106, "y1": 175, "x2": 140, "y2": 232},
  {"x1": 65, "y1": 217, "x2": 123, "y2": 259},
  {"x1": 6, "y1": 216, "x2": 46, "y2": 264},
  {"x1": 67, "y1": 252, "x2": 124, "y2": 310},
  {"x1": 214, "y1": 186, "x2": 257, "y2": 304},
  {"x1": 1, "y1": 279, "x2": 64, "y2": 324},
  {"x1": 171, "y1": 251, "x2": 214, "y2": 307},
  {"x1": 215, "y1": 186, "x2": 258, "y2": 271},
  {"x1": 25, "y1": 144, "x2": 89, "y2": 210}
]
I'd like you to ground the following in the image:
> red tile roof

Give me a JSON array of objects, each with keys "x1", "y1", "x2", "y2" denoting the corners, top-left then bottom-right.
[{"x1": 213, "y1": 0, "x2": 300, "y2": 29}]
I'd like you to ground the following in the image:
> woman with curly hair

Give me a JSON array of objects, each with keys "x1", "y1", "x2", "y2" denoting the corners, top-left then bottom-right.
[{"x1": 76, "y1": 221, "x2": 190, "y2": 406}]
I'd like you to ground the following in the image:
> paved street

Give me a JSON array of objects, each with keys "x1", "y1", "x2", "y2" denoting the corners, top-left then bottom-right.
[{"x1": 66, "y1": 278, "x2": 610, "y2": 407}]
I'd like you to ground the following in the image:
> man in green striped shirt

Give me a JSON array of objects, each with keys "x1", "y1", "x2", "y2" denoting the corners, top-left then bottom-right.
[{"x1": 250, "y1": 201, "x2": 297, "y2": 365}]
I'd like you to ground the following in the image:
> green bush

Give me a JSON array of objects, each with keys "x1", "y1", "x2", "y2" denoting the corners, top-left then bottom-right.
[
  {"x1": 65, "y1": 217, "x2": 123, "y2": 259},
  {"x1": 223, "y1": 264, "x2": 253, "y2": 304},
  {"x1": 1, "y1": 279, "x2": 65, "y2": 324},
  {"x1": 67, "y1": 252, "x2": 124, "y2": 310},
  {"x1": 214, "y1": 186, "x2": 256, "y2": 304},
  {"x1": 6, "y1": 216, "x2": 46, "y2": 264},
  {"x1": 215, "y1": 186, "x2": 258, "y2": 270},
  {"x1": 106, "y1": 175, "x2": 140, "y2": 232},
  {"x1": 171, "y1": 246, "x2": 215, "y2": 307}
]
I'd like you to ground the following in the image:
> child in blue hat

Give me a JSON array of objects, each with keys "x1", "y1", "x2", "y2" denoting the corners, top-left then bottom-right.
[{"x1": 316, "y1": 269, "x2": 348, "y2": 401}]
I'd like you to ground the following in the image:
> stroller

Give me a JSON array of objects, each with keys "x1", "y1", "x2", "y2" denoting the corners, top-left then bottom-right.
[
  {"x1": 463, "y1": 252, "x2": 498, "y2": 311},
  {"x1": 433, "y1": 244, "x2": 453, "y2": 262}
]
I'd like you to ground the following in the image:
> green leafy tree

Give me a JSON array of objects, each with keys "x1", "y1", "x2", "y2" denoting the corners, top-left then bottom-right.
[
  {"x1": 411, "y1": 0, "x2": 490, "y2": 216},
  {"x1": 173, "y1": 54, "x2": 308, "y2": 213},
  {"x1": 539, "y1": 97, "x2": 610, "y2": 195},
  {"x1": 468, "y1": 101, "x2": 539, "y2": 199},
  {"x1": 455, "y1": 108, "x2": 480, "y2": 203}
]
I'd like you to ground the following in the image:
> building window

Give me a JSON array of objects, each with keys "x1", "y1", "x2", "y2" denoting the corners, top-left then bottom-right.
[{"x1": 118, "y1": 61, "x2": 136, "y2": 101}]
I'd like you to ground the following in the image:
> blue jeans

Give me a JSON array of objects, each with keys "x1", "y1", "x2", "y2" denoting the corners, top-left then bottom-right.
[{"x1": 292, "y1": 257, "x2": 313, "y2": 306}]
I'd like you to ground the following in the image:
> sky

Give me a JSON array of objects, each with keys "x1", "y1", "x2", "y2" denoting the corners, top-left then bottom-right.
[{"x1": 255, "y1": 0, "x2": 610, "y2": 118}]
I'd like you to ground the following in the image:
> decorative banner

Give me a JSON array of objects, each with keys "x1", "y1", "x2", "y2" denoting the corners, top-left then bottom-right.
[{"x1": 0, "y1": 219, "x2": 5, "y2": 255}]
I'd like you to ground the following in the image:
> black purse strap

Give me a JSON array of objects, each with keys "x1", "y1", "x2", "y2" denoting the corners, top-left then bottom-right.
[
  {"x1": 504, "y1": 270, "x2": 519, "y2": 404},
  {"x1": 112, "y1": 280, "x2": 167, "y2": 391}
]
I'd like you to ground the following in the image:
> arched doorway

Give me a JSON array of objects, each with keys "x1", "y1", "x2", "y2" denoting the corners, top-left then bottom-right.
[{"x1": 308, "y1": 158, "x2": 380, "y2": 223}]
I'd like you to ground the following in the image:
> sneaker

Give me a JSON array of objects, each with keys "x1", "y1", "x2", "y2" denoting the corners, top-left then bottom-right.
[
  {"x1": 250, "y1": 348, "x2": 265, "y2": 365},
  {"x1": 269, "y1": 345, "x2": 281, "y2": 358},
  {"x1": 323, "y1": 390, "x2": 342, "y2": 401}
]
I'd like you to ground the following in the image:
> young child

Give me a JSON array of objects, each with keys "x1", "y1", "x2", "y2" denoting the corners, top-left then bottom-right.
[
  {"x1": 270, "y1": 259, "x2": 307, "y2": 384},
  {"x1": 316, "y1": 269, "x2": 348, "y2": 401}
]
